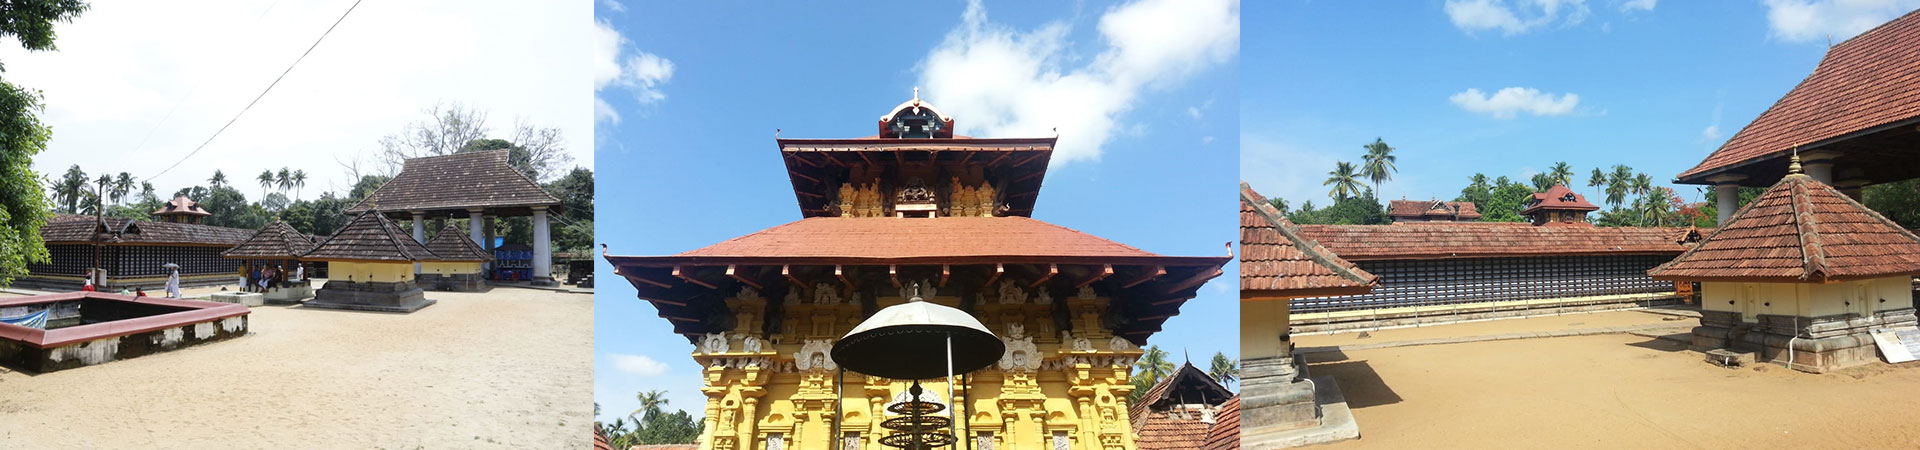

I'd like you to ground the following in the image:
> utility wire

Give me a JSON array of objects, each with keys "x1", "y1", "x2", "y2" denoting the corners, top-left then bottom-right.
[
  {"x1": 146, "y1": 0, "x2": 365, "y2": 182},
  {"x1": 124, "y1": 1, "x2": 285, "y2": 159}
]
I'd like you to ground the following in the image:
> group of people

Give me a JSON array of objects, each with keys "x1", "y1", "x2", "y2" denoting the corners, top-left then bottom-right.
[{"x1": 240, "y1": 262, "x2": 304, "y2": 293}]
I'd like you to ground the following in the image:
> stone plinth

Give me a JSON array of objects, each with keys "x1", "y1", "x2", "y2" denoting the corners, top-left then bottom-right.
[
  {"x1": 418, "y1": 273, "x2": 489, "y2": 292},
  {"x1": 305, "y1": 280, "x2": 435, "y2": 313},
  {"x1": 1691, "y1": 307, "x2": 1918, "y2": 373},
  {"x1": 1242, "y1": 356, "x2": 1320, "y2": 432},
  {"x1": 209, "y1": 292, "x2": 265, "y2": 307},
  {"x1": 263, "y1": 283, "x2": 314, "y2": 304}
]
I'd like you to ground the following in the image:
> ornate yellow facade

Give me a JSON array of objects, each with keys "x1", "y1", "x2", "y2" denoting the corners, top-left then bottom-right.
[{"x1": 691, "y1": 283, "x2": 1144, "y2": 450}]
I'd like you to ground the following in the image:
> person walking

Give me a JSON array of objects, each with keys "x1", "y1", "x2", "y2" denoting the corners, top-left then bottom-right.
[{"x1": 164, "y1": 263, "x2": 182, "y2": 298}]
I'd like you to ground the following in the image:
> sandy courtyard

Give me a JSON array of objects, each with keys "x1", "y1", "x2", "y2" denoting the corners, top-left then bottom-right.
[
  {"x1": 1297, "y1": 310, "x2": 1920, "y2": 449},
  {"x1": 0, "y1": 284, "x2": 593, "y2": 449}
]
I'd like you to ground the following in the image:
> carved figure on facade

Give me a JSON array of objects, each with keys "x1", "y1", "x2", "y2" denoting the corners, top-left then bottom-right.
[
  {"x1": 742, "y1": 334, "x2": 765, "y2": 353},
  {"x1": 1000, "y1": 333, "x2": 1041, "y2": 372},
  {"x1": 996, "y1": 280, "x2": 1028, "y2": 305},
  {"x1": 813, "y1": 283, "x2": 843, "y2": 305},
  {"x1": 701, "y1": 332, "x2": 731, "y2": 354},
  {"x1": 897, "y1": 280, "x2": 935, "y2": 301},
  {"x1": 896, "y1": 177, "x2": 934, "y2": 204},
  {"x1": 1062, "y1": 330, "x2": 1093, "y2": 352},
  {"x1": 1108, "y1": 336, "x2": 1135, "y2": 352},
  {"x1": 1077, "y1": 286, "x2": 1097, "y2": 300},
  {"x1": 794, "y1": 339, "x2": 837, "y2": 372},
  {"x1": 736, "y1": 286, "x2": 761, "y2": 301},
  {"x1": 1034, "y1": 289, "x2": 1053, "y2": 305}
]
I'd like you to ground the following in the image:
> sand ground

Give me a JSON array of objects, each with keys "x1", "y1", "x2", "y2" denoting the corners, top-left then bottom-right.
[
  {"x1": 0, "y1": 284, "x2": 593, "y2": 449},
  {"x1": 1297, "y1": 310, "x2": 1920, "y2": 449}
]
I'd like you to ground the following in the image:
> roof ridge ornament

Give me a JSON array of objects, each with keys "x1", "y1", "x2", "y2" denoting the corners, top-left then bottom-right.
[{"x1": 1788, "y1": 146, "x2": 1803, "y2": 175}]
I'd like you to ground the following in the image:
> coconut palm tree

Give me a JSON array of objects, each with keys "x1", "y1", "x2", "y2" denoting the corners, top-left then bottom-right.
[
  {"x1": 631, "y1": 390, "x2": 668, "y2": 423},
  {"x1": 1530, "y1": 173, "x2": 1556, "y2": 192},
  {"x1": 208, "y1": 170, "x2": 227, "y2": 188},
  {"x1": 1324, "y1": 161, "x2": 1362, "y2": 200},
  {"x1": 276, "y1": 167, "x2": 292, "y2": 194},
  {"x1": 109, "y1": 172, "x2": 134, "y2": 206},
  {"x1": 1605, "y1": 165, "x2": 1634, "y2": 208},
  {"x1": 53, "y1": 165, "x2": 88, "y2": 213},
  {"x1": 1548, "y1": 161, "x2": 1573, "y2": 187},
  {"x1": 290, "y1": 170, "x2": 308, "y2": 200},
  {"x1": 1207, "y1": 352, "x2": 1239, "y2": 387},
  {"x1": 1134, "y1": 345, "x2": 1176, "y2": 388},
  {"x1": 1267, "y1": 197, "x2": 1287, "y2": 212},
  {"x1": 1359, "y1": 138, "x2": 1398, "y2": 196},
  {"x1": 1587, "y1": 168, "x2": 1607, "y2": 203},
  {"x1": 257, "y1": 170, "x2": 275, "y2": 199},
  {"x1": 1631, "y1": 172, "x2": 1653, "y2": 198}
]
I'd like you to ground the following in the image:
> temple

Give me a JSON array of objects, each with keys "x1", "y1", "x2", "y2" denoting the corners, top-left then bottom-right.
[
  {"x1": 348, "y1": 149, "x2": 563, "y2": 285},
  {"x1": 604, "y1": 93, "x2": 1229, "y2": 450},
  {"x1": 1130, "y1": 362, "x2": 1237, "y2": 450},
  {"x1": 221, "y1": 221, "x2": 320, "y2": 304},
  {"x1": 1238, "y1": 183, "x2": 1369, "y2": 447},
  {"x1": 419, "y1": 223, "x2": 494, "y2": 292},
  {"x1": 21, "y1": 214, "x2": 252, "y2": 291},
  {"x1": 1650, "y1": 154, "x2": 1920, "y2": 372},
  {"x1": 301, "y1": 210, "x2": 440, "y2": 312},
  {"x1": 1385, "y1": 199, "x2": 1480, "y2": 223},
  {"x1": 1285, "y1": 184, "x2": 1700, "y2": 331}
]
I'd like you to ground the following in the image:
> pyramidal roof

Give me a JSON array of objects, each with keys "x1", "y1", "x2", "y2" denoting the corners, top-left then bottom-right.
[
  {"x1": 222, "y1": 221, "x2": 317, "y2": 259},
  {"x1": 422, "y1": 224, "x2": 493, "y2": 262},
  {"x1": 1650, "y1": 167, "x2": 1920, "y2": 282},
  {"x1": 303, "y1": 210, "x2": 439, "y2": 262},
  {"x1": 152, "y1": 195, "x2": 211, "y2": 216},
  {"x1": 1523, "y1": 184, "x2": 1600, "y2": 214}
]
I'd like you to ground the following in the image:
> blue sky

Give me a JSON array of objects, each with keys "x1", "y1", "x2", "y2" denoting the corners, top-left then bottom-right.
[
  {"x1": 592, "y1": 0, "x2": 1239, "y2": 424},
  {"x1": 1242, "y1": 0, "x2": 1919, "y2": 208}
]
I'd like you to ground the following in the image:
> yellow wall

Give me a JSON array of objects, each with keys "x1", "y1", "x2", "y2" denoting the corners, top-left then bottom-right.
[
  {"x1": 419, "y1": 261, "x2": 482, "y2": 275},
  {"x1": 1700, "y1": 277, "x2": 1914, "y2": 321},
  {"x1": 692, "y1": 289, "x2": 1142, "y2": 450},
  {"x1": 1241, "y1": 299, "x2": 1291, "y2": 361},
  {"x1": 329, "y1": 261, "x2": 416, "y2": 283}
]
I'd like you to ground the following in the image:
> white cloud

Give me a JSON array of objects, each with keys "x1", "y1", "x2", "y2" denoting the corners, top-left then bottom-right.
[
  {"x1": 593, "y1": 19, "x2": 674, "y2": 124},
  {"x1": 1187, "y1": 106, "x2": 1203, "y2": 121},
  {"x1": 1701, "y1": 124, "x2": 1722, "y2": 141},
  {"x1": 600, "y1": 0, "x2": 627, "y2": 13},
  {"x1": 1762, "y1": 0, "x2": 1920, "y2": 43},
  {"x1": 918, "y1": 0, "x2": 1238, "y2": 165},
  {"x1": 1444, "y1": 0, "x2": 1591, "y2": 35},
  {"x1": 1620, "y1": 0, "x2": 1657, "y2": 12},
  {"x1": 1, "y1": 0, "x2": 591, "y2": 196},
  {"x1": 1449, "y1": 87, "x2": 1581, "y2": 118},
  {"x1": 607, "y1": 353, "x2": 669, "y2": 376}
]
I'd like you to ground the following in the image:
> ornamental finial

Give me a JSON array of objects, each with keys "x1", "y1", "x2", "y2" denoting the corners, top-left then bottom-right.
[{"x1": 1788, "y1": 146, "x2": 1803, "y2": 175}]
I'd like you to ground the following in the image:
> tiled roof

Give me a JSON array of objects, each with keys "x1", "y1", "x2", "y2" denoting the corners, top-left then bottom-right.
[
  {"x1": 1297, "y1": 222, "x2": 1696, "y2": 260},
  {"x1": 303, "y1": 210, "x2": 438, "y2": 262},
  {"x1": 1522, "y1": 185, "x2": 1600, "y2": 214},
  {"x1": 41, "y1": 215, "x2": 253, "y2": 246},
  {"x1": 1649, "y1": 173, "x2": 1920, "y2": 282},
  {"x1": 593, "y1": 424, "x2": 612, "y2": 450},
  {"x1": 151, "y1": 195, "x2": 211, "y2": 216},
  {"x1": 1241, "y1": 183, "x2": 1377, "y2": 296},
  {"x1": 1202, "y1": 396, "x2": 1240, "y2": 450},
  {"x1": 1679, "y1": 8, "x2": 1920, "y2": 181},
  {"x1": 1387, "y1": 200, "x2": 1481, "y2": 219},
  {"x1": 346, "y1": 150, "x2": 560, "y2": 214},
  {"x1": 1131, "y1": 362, "x2": 1234, "y2": 432},
  {"x1": 1136, "y1": 412, "x2": 1214, "y2": 450},
  {"x1": 422, "y1": 224, "x2": 493, "y2": 262},
  {"x1": 648, "y1": 216, "x2": 1206, "y2": 265},
  {"x1": 221, "y1": 221, "x2": 316, "y2": 259}
]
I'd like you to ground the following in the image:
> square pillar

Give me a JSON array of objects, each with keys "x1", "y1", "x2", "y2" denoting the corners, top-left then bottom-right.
[{"x1": 531, "y1": 206, "x2": 554, "y2": 286}]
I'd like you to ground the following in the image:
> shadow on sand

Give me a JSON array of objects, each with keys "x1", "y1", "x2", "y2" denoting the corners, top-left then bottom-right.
[{"x1": 1302, "y1": 349, "x2": 1403, "y2": 409}]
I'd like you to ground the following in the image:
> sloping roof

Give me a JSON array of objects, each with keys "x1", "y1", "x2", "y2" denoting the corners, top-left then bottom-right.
[
  {"x1": 593, "y1": 424, "x2": 613, "y2": 450},
  {"x1": 346, "y1": 150, "x2": 560, "y2": 214},
  {"x1": 1136, "y1": 412, "x2": 1215, "y2": 450},
  {"x1": 303, "y1": 210, "x2": 438, "y2": 262},
  {"x1": 1241, "y1": 183, "x2": 1377, "y2": 297},
  {"x1": 1522, "y1": 185, "x2": 1601, "y2": 214},
  {"x1": 151, "y1": 195, "x2": 211, "y2": 216},
  {"x1": 221, "y1": 221, "x2": 316, "y2": 259},
  {"x1": 617, "y1": 216, "x2": 1222, "y2": 266},
  {"x1": 1649, "y1": 172, "x2": 1920, "y2": 282},
  {"x1": 1202, "y1": 396, "x2": 1239, "y2": 450},
  {"x1": 1297, "y1": 222, "x2": 1697, "y2": 261},
  {"x1": 422, "y1": 224, "x2": 493, "y2": 262},
  {"x1": 1679, "y1": 8, "x2": 1920, "y2": 182},
  {"x1": 1387, "y1": 200, "x2": 1481, "y2": 219},
  {"x1": 1131, "y1": 363, "x2": 1234, "y2": 430},
  {"x1": 41, "y1": 215, "x2": 253, "y2": 246}
]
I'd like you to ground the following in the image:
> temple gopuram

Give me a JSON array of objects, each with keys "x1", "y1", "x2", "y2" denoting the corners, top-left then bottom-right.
[{"x1": 605, "y1": 94, "x2": 1229, "y2": 450}]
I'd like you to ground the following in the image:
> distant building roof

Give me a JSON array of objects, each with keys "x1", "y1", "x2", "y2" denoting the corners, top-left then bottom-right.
[
  {"x1": 1241, "y1": 183, "x2": 1377, "y2": 297},
  {"x1": 1298, "y1": 222, "x2": 1698, "y2": 261},
  {"x1": 1132, "y1": 363, "x2": 1235, "y2": 450},
  {"x1": 1678, "y1": 8, "x2": 1920, "y2": 185},
  {"x1": 42, "y1": 215, "x2": 253, "y2": 246},
  {"x1": 1201, "y1": 396, "x2": 1239, "y2": 450},
  {"x1": 1650, "y1": 169, "x2": 1920, "y2": 282},
  {"x1": 303, "y1": 210, "x2": 439, "y2": 262},
  {"x1": 151, "y1": 195, "x2": 211, "y2": 217},
  {"x1": 1387, "y1": 199, "x2": 1481, "y2": 220},
  {"x1": 1521, "y1": 184, "x2": 1601, "y2": 215},
  {"x1": 346, "y1": 150, "x2": 560, "y2": 217},
  {"x1": 422, "y1": 224, "x2": 493, "y2": 262},
  {"x1": 221, "y1": 221, "x2": 317, "y2": 259}
]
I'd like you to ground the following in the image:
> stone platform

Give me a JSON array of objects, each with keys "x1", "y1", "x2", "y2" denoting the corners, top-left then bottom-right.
[
  {"x1": 305, "y1": 280, "x2": 436, "y2": 313},
  {"x1": 418, "y1": 273, "x2": 488, "y2": 292},
  {"x1": 1691, "y1": 308, "x2": 1918, "y2": 373},
  {"x1": 1241, "y1": 355, "x2": 1360, "y2": 448},
  {"x1": 209, "y1": 292, "x2": 265, "y2": 307}
]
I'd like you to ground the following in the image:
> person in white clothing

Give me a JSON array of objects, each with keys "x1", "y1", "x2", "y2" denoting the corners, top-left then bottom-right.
[{"x1": 164, "y1": 266, "x2": 182, "y2": 298}]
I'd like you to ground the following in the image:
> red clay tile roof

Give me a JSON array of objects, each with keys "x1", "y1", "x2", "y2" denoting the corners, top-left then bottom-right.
[
  {"x1": 151, "y1": 195, "x2": 211, "y2": 217},
  {"x1": 1522, "y1": 185, "x2": 1600, "y2": 214},
  {"x1": 41, "y1": 216, "x2": 253, "y2": 246},
  {"x1": 1136, "y1": 412, "x2": 1215, "y2": 450},
  {"x1": 1241, "y1": 183, "x2": 1377, "y2": 296},
  {"x1": 1387, "y1": 200, "x2": 1481, "y2": 219},
  {"x1": 346, "y1": 150, "x2": 560, "y2": 215},
  {"x1": 303, "y1": 210, "x2": 438, "y2": 262},
  {"x1": 1297, "y1": 222, "x2": 1696, "y2": 261},
  {"x1": 422, "y1": 224, "x2": 493, "y2": 262},
  {"x1": 1649, "y1": 173, "x2": 1920, "y2": 282},
  {"x1": 593, "y1": 424, "x2": 613, "y2": 450},
  {"x1": 1202, "y1": 396, "x2": 1239, "y2": 450},
  {"x1": 1678, "y1": 8, "x2": 1920, "y2": 182},
  {"x1": 1131, "y1": 362, "x2": 1234, "y2": 432},
  {"x1": 625, "y1": 216, "x2": 1222, "y2": 266},
  {"x1": 221, "y1": 221, "x2": 317, "y2": 259}
]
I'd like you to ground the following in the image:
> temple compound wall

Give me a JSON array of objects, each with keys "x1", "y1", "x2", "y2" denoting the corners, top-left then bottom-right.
[
  {"x1": 1692, "y1": 277, "x2": 1917, "y2": 372},
  {"x1": 691, "y1": 284, "x2": 1143, "y2": 450}
]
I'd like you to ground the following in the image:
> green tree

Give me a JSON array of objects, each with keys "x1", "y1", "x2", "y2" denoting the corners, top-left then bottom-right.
[
  {"x1": 256, "y1": 169, "x2": 273, "y2": 200},
  {"x1": 1207, "y1": 352, "x2": 1239, "y2": 388},
  {"x1": 110, "y1": 172, "x2": 132, "y2": 205},
  {"x1": 543, "y1": 167, "x2": 594, "y2": 252},
  {"x1": 631, "y1": 390, "x2": 667, "y2": 423},
  {"x1": 349, "y1": 175, "x2": 389, "y2": 201},
  {"x1": 1587, "y1": 167, "x2": 1606, "y2": 202},
  {"x1": 1529, "y1": 172, "x2": 1555, "y2": 192},
  {"x1": 208, "y1": 169, "x2": 226, "y2": 188},
  {"x1": 1605, "y1": 165, "x2": 1633, "y2": 208},
  {"x1": 1548, "y1": 161, "x2": 1574, "y2": 187},
  {"x1": 1133, "y1": 345, "x2": 1174, "y2": 390},
  {"x1": 0, "y1": 83, "x2": 58, "y2": 287},
  {"x1": 1267, "y1": 196, "x2": 1287, "y2": 212},
  {"x1": 1359, "y1": 138, "x2": 1397, "y2": 197},
  {"x1": 275, "y1": 167, "x2": 292, "y2": 195},
  {"x1": 290, "y1": 169, "x2": 307, "y2": 200},
  {"x1": 1865, "y1": 179, "x2": 1920, "y2": 229},
  {"x1": 1290, "y1": 191, "x2": 1388, "y2": 225},
  {"x1": 1324, "y1": 161, "x2": 1362, "y2": 200},
  {"x1": 52, "y1": 164, "x2": 85, "y2": 213}
]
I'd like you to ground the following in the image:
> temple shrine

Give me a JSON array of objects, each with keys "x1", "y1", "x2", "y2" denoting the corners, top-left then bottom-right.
[
  {"x1": 605, "y1": 93, "x2": 1229, "y2": 450},
  {"x1": 22, "y1": 196, "x2": 255, "y2": 291}
]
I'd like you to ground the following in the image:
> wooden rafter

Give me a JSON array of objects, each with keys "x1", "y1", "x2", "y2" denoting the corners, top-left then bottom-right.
[
  {"x1": 726, "y1": 265, "x2": 762, "y2": 290},
  {"x1": 1077, "y1": 264, "x2": 1114, "y2": 289},
  {"x1": 1121, "y1": 266, "x2": 1165, "y2": 288},
  {"x1": 1029, "y1": 263, "x2": 1057, "y2": 288},
  {"x1": 783, "y1": 265, "x2": 804, "y2": 287},
  {"x1": 983, "y1": 263, "x2": 1004, "y2": 289},
  {"x1": 673, "y1": 266, "x2": 718, "y2": 290},
  {"x1": 836, "y1": 265, "x2": 855, "y2": 290}
]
